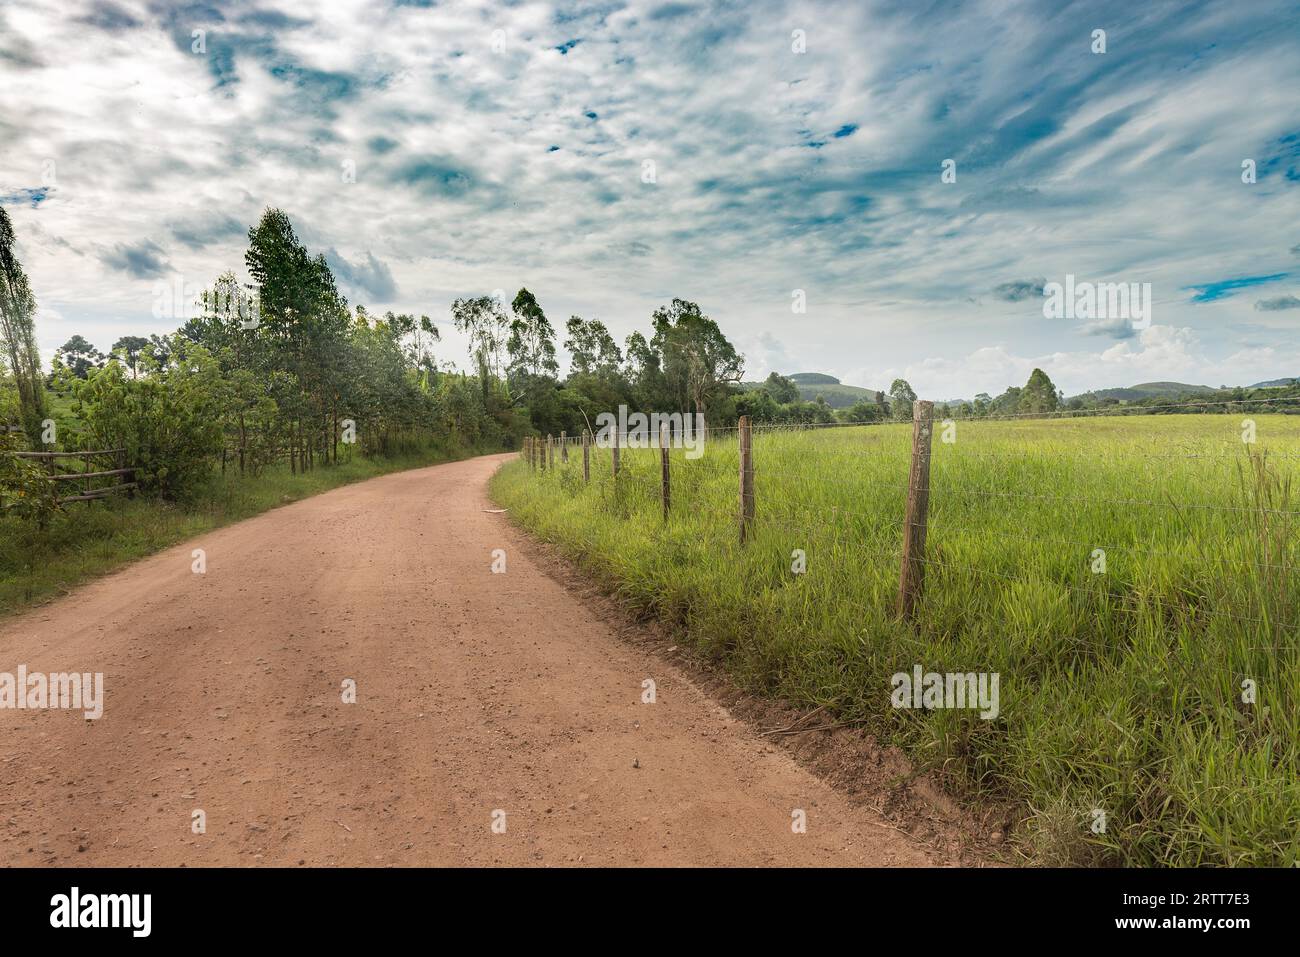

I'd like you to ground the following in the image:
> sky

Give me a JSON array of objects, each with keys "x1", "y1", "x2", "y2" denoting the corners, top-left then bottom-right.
[{"x1": 1, "y1": 0, "x2": 1299, "y2": 399}]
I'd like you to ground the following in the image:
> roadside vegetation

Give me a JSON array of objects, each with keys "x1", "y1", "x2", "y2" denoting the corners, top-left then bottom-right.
[
  {"x1": 0, "y1": 206, "x2": 758, "y2": 616},
  {"x1": 492, "y1": 414, "x2": 1300, "y2": 866}
]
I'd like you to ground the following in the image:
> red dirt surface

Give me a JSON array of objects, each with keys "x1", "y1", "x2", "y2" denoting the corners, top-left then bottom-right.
[{"x1": 0, "y1": 454, "x2": 932, "y2": 867}]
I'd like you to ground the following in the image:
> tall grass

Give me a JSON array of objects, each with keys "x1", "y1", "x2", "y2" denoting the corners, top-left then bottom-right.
[{"x1": 491, "y1": 414, "x2": 1300, "y2": 866}]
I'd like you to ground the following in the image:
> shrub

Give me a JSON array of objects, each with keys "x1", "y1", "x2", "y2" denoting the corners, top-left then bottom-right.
[{"x1": 72, "y1": 340, "x2": 226, "y2": 499}]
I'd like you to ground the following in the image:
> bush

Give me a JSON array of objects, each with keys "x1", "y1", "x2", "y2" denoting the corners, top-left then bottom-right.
[
  {"x1": 71, "y1": 340, "x2": 226, "y2": 499},
  {"x1": 0, "y1": 433, "x2": 58, "y2": 523}
]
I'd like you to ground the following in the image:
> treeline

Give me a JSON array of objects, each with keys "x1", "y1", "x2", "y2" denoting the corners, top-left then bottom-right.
[
  {"x1": 744, "y1": 367, "x2": 1067, "y2": 424},
  {"x1": 2, "y1": 207, "x2": 757, "y2": 503},
  {"x1": 772, "y1": 367, "x2": 1300, "y2": 423},
  {"x1": 9, "y1": 200, "x2": 1296, "y2": 511}
]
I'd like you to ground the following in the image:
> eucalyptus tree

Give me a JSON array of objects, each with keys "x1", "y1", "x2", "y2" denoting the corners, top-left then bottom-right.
[
  {"x1": 649, "y1": 298, "x2": 743, "y2": 430},
  {"x1": 0, "y1": 207, "x2": 48, "y2": 442}
]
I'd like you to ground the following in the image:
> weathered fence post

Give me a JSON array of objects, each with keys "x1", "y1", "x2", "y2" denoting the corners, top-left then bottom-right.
[
  {"x1": 540, "y1": 436, "x2": 547, "y2": 472},
  {"x1": 548, "y1": 434, "x2": 555, "y2": 469},
  {"x1": 660, "y1": 422, "x2": 670, "y2": 521},
  {"x1": 582, "y1": 430, "x2": 590, "y2": 484},
  {"x1": 738, "y1": 414, "x2": 754, "y2": 544},
  {"x1": 613, "y1": 424, "x2": 620, "y2": 476},
  {"x1": 561, "y1": 430, "x2": 568, "y2": 463},
  {"x1": 898, "y1": 399, "x2": 934, "y2": 622}
]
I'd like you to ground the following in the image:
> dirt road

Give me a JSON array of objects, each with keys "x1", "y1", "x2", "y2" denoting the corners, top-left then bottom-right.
[{"x1": 0, "y1": 453, "x2": 930, "y2": 866}]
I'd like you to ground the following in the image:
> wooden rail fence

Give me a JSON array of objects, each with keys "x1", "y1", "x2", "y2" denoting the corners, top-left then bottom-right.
[{"x1": 11, "y1": 449, "x2": 138, "y2": 505}]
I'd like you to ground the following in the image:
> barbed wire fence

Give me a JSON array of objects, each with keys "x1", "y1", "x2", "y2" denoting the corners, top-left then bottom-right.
[{"x1": 517, "y1": 398, "x2": 1300, "y2": 657}]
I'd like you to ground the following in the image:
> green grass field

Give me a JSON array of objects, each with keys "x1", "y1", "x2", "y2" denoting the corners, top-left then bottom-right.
[
  {"x1": 490, "y1": 414, "x2": 1300, "y2": 866},
  {"x1": 0, "y1": 441, "x2": 487, "y2": 620}
]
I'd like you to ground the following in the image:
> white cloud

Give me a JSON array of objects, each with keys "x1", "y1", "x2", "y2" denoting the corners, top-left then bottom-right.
[{"x1": 0, "y1": 0, "x2": 1296, "y2": 394}]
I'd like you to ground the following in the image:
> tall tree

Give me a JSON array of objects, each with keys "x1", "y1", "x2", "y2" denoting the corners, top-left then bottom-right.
[
  {"x1": 1019, "y1": 367, "x2": 1060, "y2": 414},
  {"x1": 889, "y1": 378, "x2": 917, "y2": 420},
  {"x1": 623, "y1": 330, "x2": 665, "y2": 410},
  {"x1": 507, "y1": 288, "x2": 559, "y2": 381},
  {"x1": 111, "y1": 335, "x2": 151, "y2": 379},
  {"x1": 451, "y1": 294, "x2": 510, "y2": 405},
  {"x1": 245, "y1": 208, "x2": 350, "y2": 468},
  {"x1": 54, "y1": 335, "x2": 105, "y2": 379},
  {"x1": 650, "y1": 299, "x2": 743, "y2": 427},
  {"x1": 564, "y1": 315, "x2": 622, "y2": 378},
  {"x1": 762, "y1": 371, "x2": 800, "y2": 404},
  {"x1": 0, "y1": 207, "x2": 48, "y2": 441}
]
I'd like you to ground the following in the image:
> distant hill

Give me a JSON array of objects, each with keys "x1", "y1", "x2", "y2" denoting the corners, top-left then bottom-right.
[
  {"x1": 787, "y1": 373, "x2": 841, "y2": 386},
  {"x1": 1068, "y1": 381, "x2": 1216, "y2": 403},
  {"x1": 743, "y1": 373, "x2": 1293, "y2": 412},
  {"x1": 741, "y1": 372, "x2": 881, "y2": 409},
  {"x1": 1250, "y1": 377, "x2": 1298, "y2": 389}
]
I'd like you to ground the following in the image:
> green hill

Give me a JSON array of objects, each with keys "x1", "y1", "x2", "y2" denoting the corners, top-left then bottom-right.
[
  {"x1": 741, "y1": 373, "x2": 881, "y2": 409},
  {"x1": 1069, "y1": 381, "x2": 1216, "y2": 403},
  {"x1": 786, "y1": 372, "x2": 841, "y2": 386}
]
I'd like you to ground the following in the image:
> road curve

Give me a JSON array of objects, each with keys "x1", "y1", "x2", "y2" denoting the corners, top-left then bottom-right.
[{"x1": 0, "y1": 453, "x2": 930, "y2": 867}]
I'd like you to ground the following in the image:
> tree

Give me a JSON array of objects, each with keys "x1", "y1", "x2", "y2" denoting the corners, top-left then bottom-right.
[
  {"x1": 0, "y1": 207, "x2": 48, "y2": 442},
  {"x1": 245, "y1": 208, "x2": 352, "y2": 468},
  {"x1": 844, "y1": 397, "x2": 886, "y2": 423},
  {"x1": 650, "y1": 299, "x2": 743, "y2": 428},
  {"x1": 72, "y1": 336, "x2": 226, "y2": 498},
  {"x1": 451, "y1": 294, "x2": 510, "y2": 404},
  {"x1": 564, "y1": 316, "x2": 622, "y2": 379},
  {"x1": 1019, "y1": 368, "x2": 1060, "y2": 414},
  {"x1": 623, "y1": 330, "x2": 666, "y2": 410},
  {"x1": 889, "y1": 378, "x2": 917, "y2": 420},
  {"x1": 54, "y1": 335, "x2": 105, "y2": 379},
  {"x1": 762, "y1": 371, "x2": 800, "y2": 404},
  {"x1": 111, "y1": 335, "x2": 151, "y2": 378},
  {"x1": 507, "y1": 288, "x2": 559, "y2": 381},
  {"x1": 992, "y1": 386, "x2": 1022, "y2": 415}
]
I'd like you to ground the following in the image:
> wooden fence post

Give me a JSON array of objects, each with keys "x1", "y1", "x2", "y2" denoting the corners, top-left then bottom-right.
[
  {"x1": 898, "y1": 399, "x2": 934, "y2": 622},
  {"x1": 660, "y1": 422, "x2": 670, "y2": 521},
  {"x1": 540, "y1": 436, "x2": 547, "y2": 472},
  {"x1": 613, "y1": 424, "x2": 620, "y2": 476},
  {"x1": 738, "y1": 414, "x2": 754, "y2": 544},
  {"x1": 561, "y1": 430, "x2": 568, "y2": 463},
  {"x1": 548, "y1": 435, "x2": 555, "y2": 469},
  {"x1": 582, "y1": 430, "x2": 590, "y2": 484}
]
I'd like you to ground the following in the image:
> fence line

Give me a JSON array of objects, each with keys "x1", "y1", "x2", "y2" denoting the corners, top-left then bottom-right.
[
  {"x1": 10, "y1": 449, "x2": 137, "y2": 505},
  {"x1": 521, "y1": 404, "x2": 1299, "y2": 636}
]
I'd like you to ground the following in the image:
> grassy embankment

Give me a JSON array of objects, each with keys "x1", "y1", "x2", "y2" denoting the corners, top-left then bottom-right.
[
  {"x1": 490, "y1": 414, "x2": 1300, "y2": 866},
  {"x1": 1, "y1": 439, "x2": 498, "y2": 619}
]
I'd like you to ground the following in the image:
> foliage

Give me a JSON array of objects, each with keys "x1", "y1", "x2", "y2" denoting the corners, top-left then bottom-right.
[
  {"x1": 1019, "y1": 367, "x2": 1060, "y2": 414},
  {"x1": 0, "y1": 432, "x2": 57, "y2": 523},
  {"x1": 71, "y1": 339, "x2": 226, "y2": 498},
  {"x1": 54, "y1": 334, "x2": 105, "y2": 379},
  {"x1": 651, "y1": 298, "x2": 744, "y2": 424},
  {"x1": 889, "y1": 378, "x2": 917, "y2": 420}
]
